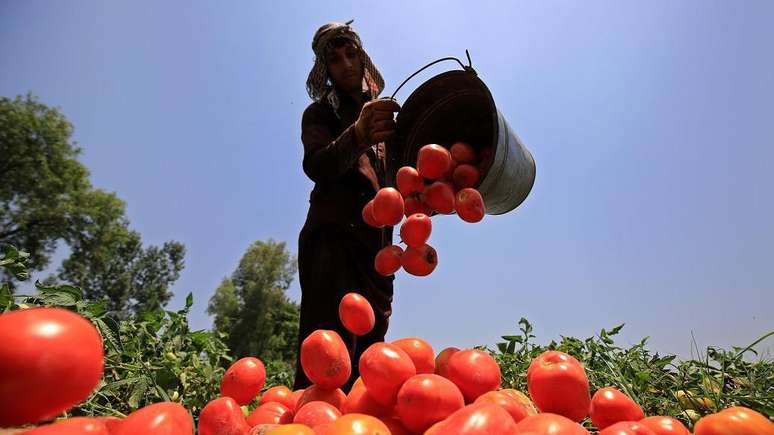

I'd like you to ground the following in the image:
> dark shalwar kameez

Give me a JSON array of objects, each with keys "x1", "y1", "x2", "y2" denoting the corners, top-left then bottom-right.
[{"x1": 293, "y1": 90, "x2": 394, "y2": 392}]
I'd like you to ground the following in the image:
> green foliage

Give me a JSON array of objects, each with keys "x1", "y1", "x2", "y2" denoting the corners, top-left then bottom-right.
[
  {"x1": 208, "y1": 239, "x2": 300, "y2": 372},
  {"x1": 2, "y1": 245, "x2": 231, "y2": 422},
  {"x1": 6, "y1": 285, "x2": 230, "y2": 421},
  {"x1": 0, "y1": 94, "x2": 185, "y2": 318},
  {"x1": 5, "y1": 244, "x2": 772, "y2": 428},
  {"x1": 59, "y1": 227, "x2": 186, "y2": 318},
  {"x1": 0, "y1": 94, "x2": 89, "y2": 284},
  {"x1": 492, "y1": 318, "x2": 774, "y2": 428}
]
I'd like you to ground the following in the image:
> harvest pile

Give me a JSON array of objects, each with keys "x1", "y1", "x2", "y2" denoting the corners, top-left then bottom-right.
[
  {"x1": 364, "y1": 142, "x2": 491, "y2": 277},
  {"x1": 1, "y1": 295, "x2": 772, "y2": 435}
]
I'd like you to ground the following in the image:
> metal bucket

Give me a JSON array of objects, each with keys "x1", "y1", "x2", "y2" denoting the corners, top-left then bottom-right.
[{"x1": 386, "y1": 68, "x2": 536, "y2": 215}]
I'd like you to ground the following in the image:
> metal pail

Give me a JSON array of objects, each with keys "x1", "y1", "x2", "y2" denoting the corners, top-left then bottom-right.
[{"x1": 387, "y1": 68, "x2": 536, "y2": 215}]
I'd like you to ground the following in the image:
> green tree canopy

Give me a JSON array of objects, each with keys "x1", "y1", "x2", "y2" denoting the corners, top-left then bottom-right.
[
  {"x1": 1, "y1": 94, "x2": 184, "y2": 317},
  {"x1": 208, "y1": 239, "x2": 299, "y2": 367}
]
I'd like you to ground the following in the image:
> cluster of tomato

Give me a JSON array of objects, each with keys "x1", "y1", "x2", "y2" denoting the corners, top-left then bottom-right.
[
  {"x1": 363, "y1": 142, "x2": 490, "y2": 278},
  {"x1": 4, "y1": 296, "x2": 773, "y2": 435}
]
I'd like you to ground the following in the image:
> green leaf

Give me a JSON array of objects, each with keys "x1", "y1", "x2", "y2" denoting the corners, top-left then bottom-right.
[
  {"x1": 0, "y1": 284, "x2": 11, "y2": 308},
  {"x1": 506, "y1": 340, "x2": 516, "y2": 354},
  {"x1": 95, "y1": 317, "x2": 122, "y2": 352},
  {"x1": 83, "y1": 300, "x2": 108, "y2": 318},
  {"x1": 37, "y1": 291, "x2": 80, "y2": 306},
  {"x1": 154, "y1": 367, "x2": 179, "y2": 391},
  {"x1": 166, "y1": 311, "x2": 180, "y2": 323},
  {"x1": 189, "y1": 330, "x2": 211, "y2": 348},
  {"x1": 155, "y1": 384, "x2": 171, "y2": 402},
  {"x1": 128, "y1": 376, "x2": 150, "y2": 408},
  {"x1": 1, "y1": 245, "x2": 19, "y2": 262},
  {"x1": 35, "y1": 281, "x2": 83, "y2": 302},
  {"x1": 102, "y1": 376, "x2": 143, "y2": 393},
  {"x1": 185, "y1": 292, "x2": 193, "y2": 309},
  {"x1": 608, "y1": 323, "x2": 625, "y2": 336}
]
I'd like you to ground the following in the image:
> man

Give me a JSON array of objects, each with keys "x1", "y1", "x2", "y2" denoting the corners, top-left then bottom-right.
[{"x1": 294, "y1": 21, "x2": 401, "y2": 392}]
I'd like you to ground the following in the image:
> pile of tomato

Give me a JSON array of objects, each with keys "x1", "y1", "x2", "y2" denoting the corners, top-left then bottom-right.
[
  {"x1": 365, "y1": 142, "x2": 489, "y2": 277},
  {"x1": 2, "y1": 297, "x2": 773, "y2": 435}
]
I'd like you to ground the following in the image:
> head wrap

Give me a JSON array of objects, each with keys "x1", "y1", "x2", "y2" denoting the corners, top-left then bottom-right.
[{"x1": 306, "y1": 20, "x2": 385, "y2": 111}]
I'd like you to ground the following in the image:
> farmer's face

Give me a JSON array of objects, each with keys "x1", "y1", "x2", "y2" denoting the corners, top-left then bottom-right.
[{"x1": 326, "y1": 44, "x2": 363, "y2": 93}]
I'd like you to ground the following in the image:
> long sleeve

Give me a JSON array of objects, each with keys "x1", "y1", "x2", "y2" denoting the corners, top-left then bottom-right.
[{"x1": 301, "y1": 104, "x2": 365, "y2": 183}]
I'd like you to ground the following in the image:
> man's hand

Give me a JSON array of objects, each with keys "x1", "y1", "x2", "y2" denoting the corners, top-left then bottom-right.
[{"x1": 354, "y1": 98, "x2": 401, "y2": 147}]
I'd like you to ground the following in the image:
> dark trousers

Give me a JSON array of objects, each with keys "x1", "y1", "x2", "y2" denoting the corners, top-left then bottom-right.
[{"x1": 293, "y1": 225, "x2": 394, "y2": 393}]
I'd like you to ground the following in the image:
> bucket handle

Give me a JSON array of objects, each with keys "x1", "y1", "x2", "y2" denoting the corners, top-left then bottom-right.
[{"x1": 388, "y1": 50, "x2": 476, "y2": 100}]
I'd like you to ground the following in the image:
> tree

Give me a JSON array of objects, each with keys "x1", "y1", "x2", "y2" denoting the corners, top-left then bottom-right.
[
  {"x1": 0, "y1": 94, "x2": 185, "y2": 316},
  {"x1": 208, "y1": 239, "x2": 299, "y2": 367},
  {"x1": 1, "y1": 93, "x2": 93, "y2": 283},
  {"x1": 58, "y1": 223, "x2": 186, "y2": 317},
  {"x1": 208, "y1": 277, "x2": 239, "y2": 332}
]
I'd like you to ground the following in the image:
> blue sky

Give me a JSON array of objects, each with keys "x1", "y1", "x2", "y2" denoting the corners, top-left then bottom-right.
[{"x1": 1, "y1": 1, "x2": 772, "y2": 358}]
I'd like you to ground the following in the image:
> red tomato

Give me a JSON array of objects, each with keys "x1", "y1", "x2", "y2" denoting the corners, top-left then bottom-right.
[
  {"x1": 395, "y1": 374, "x2": 465, "y2": 433},
  {"x1": 424, "y1": 421, "x2": 444, "y2": 435},
  {"x1": 114, "y1": 402, "x2": 193, "y2": 435},
  {"x1": 453, "y1": 164, "x2": 481, "y2": 189},
  {"x1": 94, "y1": 416, "x2": 123, "y2": 433},
  {"x1": 515, "y1": 413, "x2": 590, "y2": 435},
  {"x1": 474, "y1": 391, "x2": 529, "y2": 423},
  {"x1": 21, "y1": 417, "x2": 109, "y2": 435},
  {"x1": 441, "y1": 158, "x2": 459, "y2": 181},
  {"x1": 400, "y1": 244, "x2": 438, "y2": 277},
  {"x1": 359, "y1": 342, "x2": 416, "y2": 407},
  {"x1": 291, "y1": 389, "x2": 305, "y2": 412},
  {"x1": 325, "y1": 414, "x2": 391, "y2": 434},
  {"x1": 527, "y1": 350, "x2": 590, "y2": 422},
  {"x1": 199, "y1": 396, "x2": 251, "y2": 435},
  {"x1": 424, "y1": 181, "x2": 455, "y2": 214},
  {"x1": 378, "y1": 417, "x2": 410, "y2": 435},
  {"x1": 361, "y1": 200, "x2": 383, "y2": 229},
  {"x1": 372, "y1": 188, "x2": 404, "y2": 226},
  {"x1": 391, "y1": 337, "x2": 435, "y2": 374},
  {"x1": 434, "y1": 347, "x2": 460, "y2": 378},
  {"x1": 396, "y1": 166, "x2": 424, "y2": 197},
  {"x1": 455, "y1": 188, "x2": 485, "y2": 223},
  {"x1": 445, "y1": 349, "x2": 501, "y2": 403},
  {"x1": 639, "y1": 416, "x2": 691, "y2": 435},
  {"x1": 399, "y1": 213, "x2": 432, "y2": 248},
  {"x1": 403, "y1": 194, "x2": 432, "y2": 217},
  {"x1": 296, "y1": 385, "x2": 346, "y2": 412},
  {"x1": 451, "y1": 142, "x2": 477, "y2": 164},
  {"x1": 260, "y1": 386, "x2": 296, "y2": 410},
  {"x1": 0, "y1": 307, "x2": 104, "y2": 427},
  {"x1": 499, "y1": 388, "x2": 538, "y2": 415},
  {"x1": 293, "y1": 401, "x2": 341, "y2": 428},
  {"x1": 694, "y1": 406, "x2": 774, "y2": 435},
  {"x1": 599, "y1": 421, "x2": 657, "y2": 435},
  {"x1": 221, "y1": 357, "x2": 267, "y2": 406},
  {"x1": 338, "y1": 293, "x2": 375, "y2": 336},
  {"x1": 265, "y1": 424, "x2": 315, "y2": 435},
  {"x1": 374, "y1": 245, "x2": 403, "y2": 276},
  {"x1": 300, "y1": 330, "x2": 351, "y2": 390},
  {"x1": 590, "y1": 387, "x2": 645, "y2": 429},
  {"x1": 430, "y1": 403, "x2": 518, "y2": 434},
  {"x1": 250, "y1": 425, "x2": 281, "y2": 435},
  {"x1": 247, "y1": 401, "x2": 294, "y2": 427},
  {"x1": 342, "y1": 378, "x2": 393, "y2": 417},
  {"x1": 417, "y1": 144, "x2": 452, "y2": 180}
]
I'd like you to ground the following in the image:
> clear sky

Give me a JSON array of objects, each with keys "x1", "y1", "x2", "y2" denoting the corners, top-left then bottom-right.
[{"x1": 1, "y1": 1, "x2": 772, "y2": 358}]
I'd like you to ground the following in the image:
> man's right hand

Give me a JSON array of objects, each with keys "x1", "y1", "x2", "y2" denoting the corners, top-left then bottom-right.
[{"x1": 354, "y1": 98, "x2": 401, "y2": 147}]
